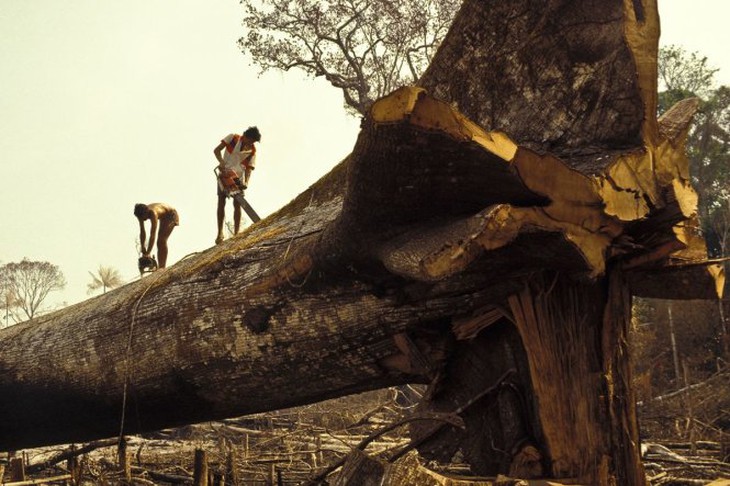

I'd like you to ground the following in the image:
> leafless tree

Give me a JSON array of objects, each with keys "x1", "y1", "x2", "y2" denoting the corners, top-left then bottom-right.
[
  {"x1": 87, "y1": 265, "x2": 124, "y2": 295},
  {"x1": 0, "y1": 259, "x2": 66, "y2": 322},
  {"x1": 239, "y1": 0, "x2": 461, "y2": 115},
  {"x1": 0, "y1": 272, "x2": 21, "y2": 328}
]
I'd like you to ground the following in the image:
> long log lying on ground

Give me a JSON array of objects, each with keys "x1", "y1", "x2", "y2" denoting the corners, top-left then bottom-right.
[{"x1": 1, "y1": 0, "x2": 724, "y2": 485}]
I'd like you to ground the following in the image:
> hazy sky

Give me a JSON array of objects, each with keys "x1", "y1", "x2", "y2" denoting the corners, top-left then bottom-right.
[{"x1": 1, "y1": 1, "x2": 728, "y2": 312}]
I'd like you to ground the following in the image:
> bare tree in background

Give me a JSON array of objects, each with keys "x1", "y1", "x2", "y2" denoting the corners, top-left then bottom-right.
[
  {"x1": 87, "y1": 265, "x2": 124, "y2": 295},
  {"x1": 0, "y1": 269, "x2": 21, "y2": 328},
  {"x1": 0, "y1": 259, "x2": 66, "y2": 323},
  {"x1": 239, "y1": 0, "x2": 460, "y2": 116},
  {"x1": 1, "y1": 291, "x2": 19, "y2": 329}
]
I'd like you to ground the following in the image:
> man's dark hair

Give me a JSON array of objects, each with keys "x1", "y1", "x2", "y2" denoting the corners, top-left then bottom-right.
[
  {"x1": 243, "y1": 126, "x2": 261, "y2": 142},
  {"x1": 134, "y1": 203, "x2": 148, "y2": 218}
]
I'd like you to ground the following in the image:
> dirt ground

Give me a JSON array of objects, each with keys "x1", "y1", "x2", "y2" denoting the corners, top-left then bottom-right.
[{"x1": 2, "y1": 386, "x2": 729, "y2": 485}]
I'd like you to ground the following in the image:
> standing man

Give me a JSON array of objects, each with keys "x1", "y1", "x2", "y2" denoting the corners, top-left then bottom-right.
[
  {"x1": 213, "y1": 126, "x2": 261, "y2": 244},
  {"x1": 133, "y1": 203, "x2": 179, "y2": 269}
]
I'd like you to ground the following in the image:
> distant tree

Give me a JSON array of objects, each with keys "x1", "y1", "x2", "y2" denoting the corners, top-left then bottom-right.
[
  {"x1": 239, "y1": 0, "x2": 460, "y2": 116},
  {"x1": 658, "y1": 45, "x2": 719, "y2": 97},
  {"x1": 1, "y1": 292, "x2": 20, "y2": 328},
  {"x1": 87, "y1": 265, "x2": 124, "y2": 295},
  {"x1": 0, "y1": 268, "x2": 21, "y2": 328},
  {"x1": 0, "y1": 259, "x2": 66, "y2": 322}
]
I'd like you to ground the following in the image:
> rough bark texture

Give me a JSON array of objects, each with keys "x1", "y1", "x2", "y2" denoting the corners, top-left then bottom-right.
[
  {"x1": 0, "y1": 1, "x2": 724, "y2": 485},
  {"x1": 420, "y1": 0, "x2": 644, "y2": 159}
]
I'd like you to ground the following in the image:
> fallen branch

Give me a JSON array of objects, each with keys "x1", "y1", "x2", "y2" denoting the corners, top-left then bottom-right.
[
  {"x1": 130, "y1": 466, "x2": 191, "y2": 484},
  {"x1": 302, "y1": 411, "x2": 464, "y2": 485},
  {"x1": 1, "y1": 474, "x2": 71, "y2": 486},
  {"x1": 25, "y1": 438, "x2": 118, "y2": 474},
  {"x1": 305, "y1": 369, "x2": 516, "y2": 485},
  {"x1": 388, "y1": 368, "x2": 517, "y2": 462},
  {"x1": 638, "y1": 368, "x2": 729, "y2": 406}
]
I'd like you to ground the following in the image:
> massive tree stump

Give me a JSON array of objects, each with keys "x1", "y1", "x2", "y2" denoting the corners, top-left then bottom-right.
[{"x1": 0, "y1": 0, "x2": 723, "y2": 485}]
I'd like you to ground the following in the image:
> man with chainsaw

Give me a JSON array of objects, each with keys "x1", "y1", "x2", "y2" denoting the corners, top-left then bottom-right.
[
  {"x1": 133, "y1": 202, "x2": 179, "y2": 270},
  {"x1": 213, "y1": 126, "x2": 261, "y2": 244}
]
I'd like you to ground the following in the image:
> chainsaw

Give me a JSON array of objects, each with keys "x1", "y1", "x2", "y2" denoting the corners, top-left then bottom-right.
[
  {"x1": 138, "y1": 254, "x2": 158, "y2": 276},
  {"x1": 214, "y1": 167, "x2": 261, "y2": 223}
]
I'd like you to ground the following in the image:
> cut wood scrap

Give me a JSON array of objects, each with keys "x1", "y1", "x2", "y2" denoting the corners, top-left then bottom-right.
[
  {"x1": 647, "y1": 471, "x2": 668, "y2": 482},
  {"x1": 659, "y1": 441, "x2": 724, "y2": 452},
  {"x1": 641, "y1": 443, "x2": 687, "y2": 462},
  {"x1": 452, "y1": 306, "x2": 509, "y2": 341},
  {"x1": 658, "y1": 98, "x2": 701, "y2": 145}
]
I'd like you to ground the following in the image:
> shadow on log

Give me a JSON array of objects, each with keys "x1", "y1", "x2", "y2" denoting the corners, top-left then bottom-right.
[{"x1": 0, "y1": 0, "x2": 724, "y2": 485}]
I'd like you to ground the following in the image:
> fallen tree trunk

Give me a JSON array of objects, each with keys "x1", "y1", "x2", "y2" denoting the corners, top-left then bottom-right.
[{"x1": 0, "y1": 1, "x2": 724, "y2": 485}]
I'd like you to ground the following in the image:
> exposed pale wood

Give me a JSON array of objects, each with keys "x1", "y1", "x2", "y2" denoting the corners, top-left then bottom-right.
[
  {"x1": 507, "y1": 274, "x2": 620, "y2": 483},
  {"x1": 451, "y1": 306, "x2": 507, "y2": 341},
  {"x1": 26, "y1": 438, "x2": 118, "y2": 474}
]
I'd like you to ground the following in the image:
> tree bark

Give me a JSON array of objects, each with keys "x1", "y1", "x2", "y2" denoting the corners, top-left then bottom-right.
[{"x1": 0, "y1": 1, "x2": 723, "y2": 485}]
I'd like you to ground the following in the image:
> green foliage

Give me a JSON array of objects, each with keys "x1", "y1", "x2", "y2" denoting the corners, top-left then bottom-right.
[
  {"x1": 239, "y1": 0, "x2": 460, "y2": 116},
  {"x1": 0, "y1": 258, "x2": 66, "y2": 323},
  {"x1": 658, "y1": 45, "x2": 719, "y2": 97}
]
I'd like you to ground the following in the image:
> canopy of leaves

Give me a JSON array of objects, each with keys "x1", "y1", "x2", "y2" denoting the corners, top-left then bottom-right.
[
  {"x1": 658, "y1": 45, "x2": 719, "y2": 97},
  {"x1": 0, "y1": 259, "x2": 65, "y2": 323},
  {"x1": 239, "y1": 0, "x2": 460, "y2": 116},
  {"x1": 87, "y1": 265, "x2": 124, "y2": 295}
]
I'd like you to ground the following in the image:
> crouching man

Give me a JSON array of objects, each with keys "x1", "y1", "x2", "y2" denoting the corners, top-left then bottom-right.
[{"x1": 133, "y1": 202, "x2": 179, "y2": 269}]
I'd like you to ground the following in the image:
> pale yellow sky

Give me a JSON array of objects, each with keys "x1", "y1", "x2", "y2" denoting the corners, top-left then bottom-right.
[
  {"x1": 0, "y1": 0, "x2": 361, "y2": 310},
  {"x1": 0, "y1": 0, "x2": 728, "y2": 311}
]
